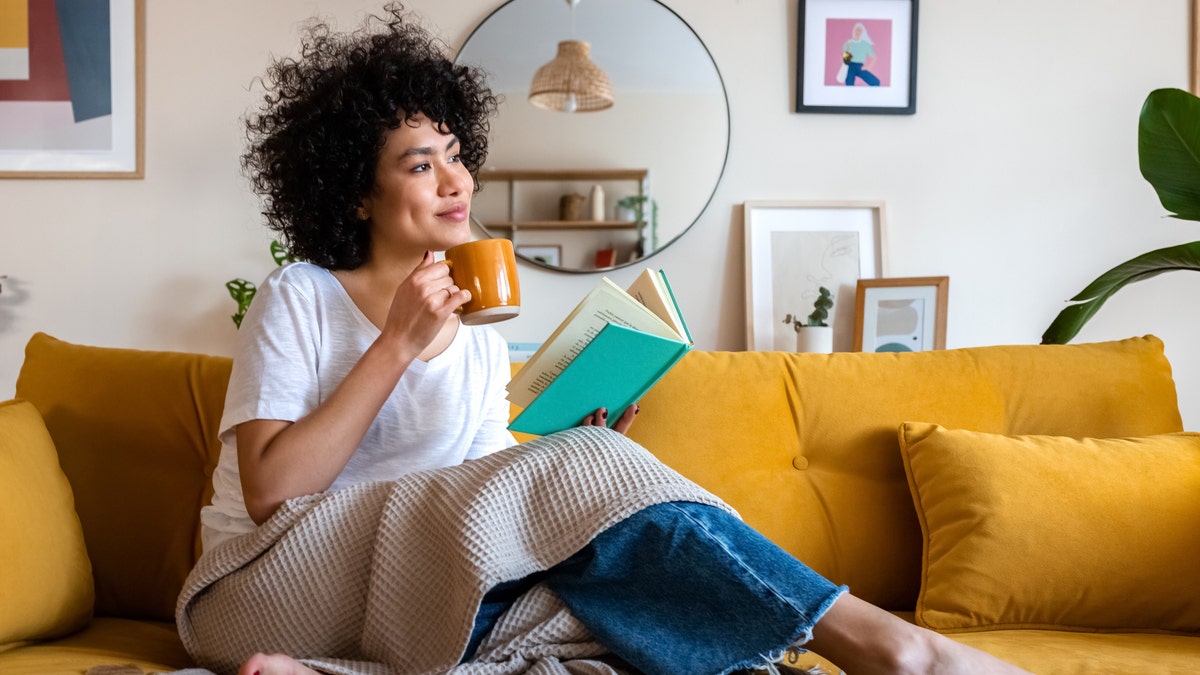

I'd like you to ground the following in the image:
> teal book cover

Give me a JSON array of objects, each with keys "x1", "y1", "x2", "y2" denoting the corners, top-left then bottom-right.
[{"x1": 509, "y1": 323, "x2": 691, "y2": 436}]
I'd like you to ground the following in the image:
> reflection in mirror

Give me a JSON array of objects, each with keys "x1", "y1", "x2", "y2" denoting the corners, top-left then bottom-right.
[{"x1": 456, "y1": 0, "x2": 729, "y2": 273}]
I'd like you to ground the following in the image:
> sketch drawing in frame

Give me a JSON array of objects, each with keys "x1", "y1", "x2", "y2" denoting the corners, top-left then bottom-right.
[
  {"x1": 853, "y1": 276, "x2": 948, "y2": 352},
  {"x1": 0, "y1": 0, "x2": 145, "y2": 178},
  {"x1": 744, "y1": 201, "x2": 887, "y2": 352}
]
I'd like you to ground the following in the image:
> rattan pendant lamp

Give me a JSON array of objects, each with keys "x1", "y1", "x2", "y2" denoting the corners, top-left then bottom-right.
[{"x1": 528, "y1": 0, "x2": 613, "y2": 113}]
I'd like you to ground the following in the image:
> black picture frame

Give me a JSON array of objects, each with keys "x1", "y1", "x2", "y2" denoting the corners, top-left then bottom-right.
[{"x1": 795, "y1": 0, "x2": 919, "y2": 115}]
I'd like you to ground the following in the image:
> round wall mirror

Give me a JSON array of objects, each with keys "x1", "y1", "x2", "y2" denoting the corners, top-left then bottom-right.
[{"x1": 456, "y1": 0, "x2": 730, "y2": 273}]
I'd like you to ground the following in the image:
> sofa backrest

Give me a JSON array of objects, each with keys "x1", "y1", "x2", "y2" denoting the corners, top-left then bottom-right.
[
  {"x1": 16, "y1": 333, "x2": 231, "y2": 622},
  {"x1": 13, "y1": 333, "x2": 1182, "y2": 621},
  {"x1": 626, "y1": 336, "x2": 1182, "y2": 611}
]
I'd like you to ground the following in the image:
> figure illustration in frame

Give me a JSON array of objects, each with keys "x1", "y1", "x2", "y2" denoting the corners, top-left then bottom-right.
[{"x1": 826, "y1": 18, "x2": 892, "y2": 87}]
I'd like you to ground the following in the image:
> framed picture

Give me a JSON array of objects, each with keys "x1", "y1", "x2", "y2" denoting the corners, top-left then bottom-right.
[
  {"x1": 796, "y1": 0, "x2": 918, "y2": 114},
  {"x1": 744, "y1": 200, "x2": 887, "y2": 352},
  {"x1": 0, "y1": 0, "x2": 145, "y2": 178},
  {"x1": 516, "y1": 244, "x2": 562, "y2": 267},
  {"x1": 1192, "y1": 0, "x2": 1199, "y2": 95},
  {"x1": 853, "y1": 276, "x2": 948, "y2": 352}
]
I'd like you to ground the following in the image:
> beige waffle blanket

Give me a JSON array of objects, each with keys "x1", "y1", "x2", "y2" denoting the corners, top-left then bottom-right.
[{"x1": 174, "y1": 427, "x2": 734, "y2": 675}]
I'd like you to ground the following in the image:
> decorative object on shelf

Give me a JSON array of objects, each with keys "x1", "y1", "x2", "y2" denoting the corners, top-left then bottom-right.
[
  {"x1": 795, "y1": 0, "x2": 918, "y2": 115},
  {"x1": 589, "y1": 184, "x2": 605, "y2": 221},
  {"x1": 516, "y1": 244, "x2": 563, "y2": 267},
  {"x1": 528, "y1": 0, "x2": 613, "y2": 113},
  {"x1": 853, "y1": 276, "x2": 947, "y2": 352},
  {"x1": 783, "y1": 286, "x2": 834, "y2": 353},
  {"x1": 1, "y1": 0, "x2": 145, "y2": 178},
  {"x1": 558, "y1": 192, "x2": 586, "y2": 221},
  {"x1": 615, "y1": 194, "x2": 659, "y2": 252},
  {"x1": 744, "y1": 200, "x2": 886, "y2": 352},
  {"x1": 1042, "y1": 88, "x2": 1200, "y2": 344},
  {"x1": 593, "y1": 247, "x2": 617, "y2": 269},
  {"x1": 225, "y1": 241, "x2": 295, "y2": 329}
]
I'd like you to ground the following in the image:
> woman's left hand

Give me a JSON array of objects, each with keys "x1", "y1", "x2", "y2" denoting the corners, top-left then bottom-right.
[{"x1": 580, "y1": 404, "x2": 639, "y2": 435}]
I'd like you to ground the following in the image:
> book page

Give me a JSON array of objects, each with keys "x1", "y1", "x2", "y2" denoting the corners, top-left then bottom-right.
[
  {"x1": 506, "y1": 278, "x2": 679, "y2": 407},
  {"x1": 626, "y1": 268, "x2": 689, "y2": 342}
]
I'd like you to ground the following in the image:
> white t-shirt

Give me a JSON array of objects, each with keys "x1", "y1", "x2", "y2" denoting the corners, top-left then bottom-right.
[{"x1": 200, "y1": 262, "x2": 517, "y2": 552}]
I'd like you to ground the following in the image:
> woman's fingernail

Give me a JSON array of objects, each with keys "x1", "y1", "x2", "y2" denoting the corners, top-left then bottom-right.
[
  {"x1": 634, "y1": 405, "x2": 640, "y2": 415},
  {"x1": 600, "y1": 408, "x2": 608, "y2": 419}
]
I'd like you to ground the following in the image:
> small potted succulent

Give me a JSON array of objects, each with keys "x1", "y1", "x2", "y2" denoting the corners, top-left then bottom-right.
[{"x1": 783, "y1": 286, "x2": 834, "y2": 353}]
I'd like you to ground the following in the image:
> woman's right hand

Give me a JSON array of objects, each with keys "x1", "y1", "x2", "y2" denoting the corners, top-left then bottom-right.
[{"x1": 380, "y1": 250, "x2": 472, "y2": 356}]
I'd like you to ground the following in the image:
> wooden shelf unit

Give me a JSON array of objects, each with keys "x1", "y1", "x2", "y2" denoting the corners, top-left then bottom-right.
[{"x1": 478, "y1": 168, "x2": 649, "y2": 234}]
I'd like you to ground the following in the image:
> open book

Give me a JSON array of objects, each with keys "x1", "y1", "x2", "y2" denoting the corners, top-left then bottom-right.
[{"x1": 507, "y1": 268, "x2": 693, "y2": 435}]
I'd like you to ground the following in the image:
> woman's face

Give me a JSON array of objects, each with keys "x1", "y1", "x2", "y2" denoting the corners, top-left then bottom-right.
[{"x1": 360, "y1": 113, "x2": 474, "y2": 259}]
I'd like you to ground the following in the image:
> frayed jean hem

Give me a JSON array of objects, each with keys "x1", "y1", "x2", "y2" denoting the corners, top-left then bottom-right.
[{"x1": 718, "y1": 584, "x2": 847, "y2": 675}]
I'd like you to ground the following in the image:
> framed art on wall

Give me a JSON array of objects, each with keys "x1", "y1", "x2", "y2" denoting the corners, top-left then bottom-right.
[
  {"x1": 516, "y1": 244, "x2": 562, "y2": 267},
  {"x1": 0, "y1": 0, "x2": 145, "y2": 178},
  {"x1": 853, "y1": 276, "x2": 948, "y2": 352},
  {"x1": 796, "y1": 0, "x2": 918, "y2": 114},
  {"x1": 744, "y1": 201, "x2": 887, "y2": 352}
]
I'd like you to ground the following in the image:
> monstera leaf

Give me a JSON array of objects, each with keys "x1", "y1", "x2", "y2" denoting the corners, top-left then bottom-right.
[{"x1": 1042, "y1": 88, "x2": 1200, "y2": 344}]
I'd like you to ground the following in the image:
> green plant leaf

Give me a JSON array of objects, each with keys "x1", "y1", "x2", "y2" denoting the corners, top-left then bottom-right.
[
  {"x1": 1138, "y1": 88, "x2": 1200, "y2": 221},
  {"x1": 270, "y1": 240, "x2": 295, "y2": 266},
  {"x1": 1041, "y1": 241, "x2": 1200, "y2": 344}
]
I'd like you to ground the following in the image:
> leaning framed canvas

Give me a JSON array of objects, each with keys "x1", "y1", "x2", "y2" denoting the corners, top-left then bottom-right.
[
  {"x1": 853, "y1": 276, "x2": 948, "y2": 352},
  {"x1": 744, "y1": 200, "x2": 887, "y2": 352},
  {"x1": 0, "y1": 0, "x2": 145, "y2": 178},
  {"x1": 796, "y1": 0, "x2": 918, "y2": 114}
]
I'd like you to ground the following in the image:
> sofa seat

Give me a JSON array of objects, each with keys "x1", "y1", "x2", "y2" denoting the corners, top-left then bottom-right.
[
  {"x1": 951, "y1": 629, "x2": 1200, "y2": 674},
  {"x1": 0, "y1": 618, "x2": 190, "y2": 674},
  {"x1": 784, "y1": 613, "x2": 1200, "y2": 675}
]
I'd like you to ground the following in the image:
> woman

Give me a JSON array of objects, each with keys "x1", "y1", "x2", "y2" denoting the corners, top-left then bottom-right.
[
  {"x1": 183, "y1": 5, "x2": 1030, "y2": 675},
  {"x1": 843, "y1": 23, "x2": 881, "y2": 87}
]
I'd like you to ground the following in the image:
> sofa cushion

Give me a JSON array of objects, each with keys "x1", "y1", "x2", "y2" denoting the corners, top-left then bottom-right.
[
  {"x1": 899, "y1": 422, "x2": 1200, "y2": 633},
  {"x1": 14, "y1": 333, "x2": 232, "y2": 622},
  {"x1": 0, "y1": 399, "x2": 94, "y2": 645}
]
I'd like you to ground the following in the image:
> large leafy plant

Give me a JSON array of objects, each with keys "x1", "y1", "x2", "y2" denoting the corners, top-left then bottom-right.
[{"x1": 1042, "y1": 88, "x2": 1200, "y2": 344}]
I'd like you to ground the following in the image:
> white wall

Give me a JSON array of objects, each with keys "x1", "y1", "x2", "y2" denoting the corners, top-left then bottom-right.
[{"x1": 1, "y1": 0, "x2": 1196, "y2": 427}]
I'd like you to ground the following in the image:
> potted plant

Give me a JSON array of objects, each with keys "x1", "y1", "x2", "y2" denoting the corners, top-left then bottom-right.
[
  {"x1": 1042, "y1": 88, "x2": 1200, "y2": 344},
  {"x1": 784, "y1": 286, "x2": 834, "y2": 353}
]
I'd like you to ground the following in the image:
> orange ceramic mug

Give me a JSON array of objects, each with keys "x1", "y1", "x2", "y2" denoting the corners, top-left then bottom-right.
[{"x1": 443, "y1": 238, "x2": 521, "y2": 325}]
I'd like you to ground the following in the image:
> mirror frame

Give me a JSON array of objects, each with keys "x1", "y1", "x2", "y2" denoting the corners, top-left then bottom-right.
[{"x1": 457, "y1": 0, "x2": 731, "y2": 274}]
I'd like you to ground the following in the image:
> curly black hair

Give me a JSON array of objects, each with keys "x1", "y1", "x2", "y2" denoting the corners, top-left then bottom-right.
[{"x1": 241, "y1": 3, "x2": 499, "y2": 269}]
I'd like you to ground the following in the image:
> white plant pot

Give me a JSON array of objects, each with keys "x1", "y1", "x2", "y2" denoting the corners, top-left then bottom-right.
[{"x1": 795, "y1": 326, "x2": 833, "y2": 354}]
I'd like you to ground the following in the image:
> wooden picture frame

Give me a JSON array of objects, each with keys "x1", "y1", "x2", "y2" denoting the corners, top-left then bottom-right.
[
  {"x1": 796, "y1": 0, "x2": 919, "y2": 114},
  {"x1": 853, "y1": 276, "x2": 948, "y2": 352},
  {"x1": 744, "y1": 200, "x2": 887, "y2": 352},
  {"x1": 1192, "y1": 0, "x2": 1199, "y2": 95},
  {"x1": 0, "y1": 0, "x2": 145, "y2": 178}
]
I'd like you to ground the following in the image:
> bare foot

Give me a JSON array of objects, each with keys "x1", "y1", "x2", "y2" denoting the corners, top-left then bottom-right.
[
  {"x1": 237, "y1": 653, "x2": 322, "y2": 675},
  {"x1": 808, "y1": 594, "x2": 1032, "y2": 675}
]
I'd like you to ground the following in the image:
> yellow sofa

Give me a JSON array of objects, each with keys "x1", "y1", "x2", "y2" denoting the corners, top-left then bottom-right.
[{"x1": 3, "y1": 331, "x2": 1199, "y2": 674}]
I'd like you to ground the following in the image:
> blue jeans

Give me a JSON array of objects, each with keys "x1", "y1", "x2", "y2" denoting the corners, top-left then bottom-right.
[
  {"x1": 846, "y1": 62, "x2": 880, "y2": 86},
  {"x1": 465, "y1": 502, "x2": 847, "y2": 674}
]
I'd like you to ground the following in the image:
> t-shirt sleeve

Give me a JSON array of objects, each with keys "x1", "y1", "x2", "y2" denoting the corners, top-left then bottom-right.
[
  {"x1": 219, "y1": 269, "x2": 323, "y2": 445},
  {"x1": 465, "y1": 331, "x2": 518, "y2": 459}
]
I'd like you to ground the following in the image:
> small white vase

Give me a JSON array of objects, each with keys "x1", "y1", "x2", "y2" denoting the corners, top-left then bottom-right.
[{"x1": 795, "y1": 326, "x2": 833, "y2": 354}]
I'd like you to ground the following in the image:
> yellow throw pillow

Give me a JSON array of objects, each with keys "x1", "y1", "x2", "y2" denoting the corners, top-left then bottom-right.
[
  {"x1": 0, "y1": 400, "x2": 93, "y2": 644},
  {"x1": 899, "y1": 422, "x2": 1200, "y2": 634}
]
